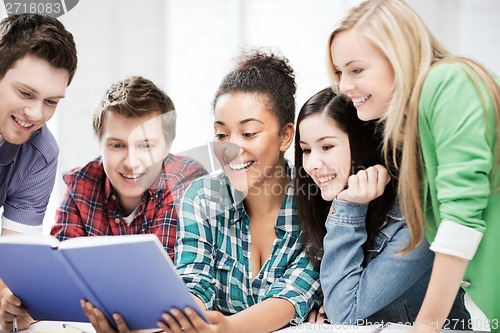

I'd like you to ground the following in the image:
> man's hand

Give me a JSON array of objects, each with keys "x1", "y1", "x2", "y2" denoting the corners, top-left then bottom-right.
[{"x1": 0, "y1": 287, "x2": 33, "y2": 331}]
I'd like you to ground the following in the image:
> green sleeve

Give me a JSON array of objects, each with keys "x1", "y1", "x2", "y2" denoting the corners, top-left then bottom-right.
[{"x1": 418, "y1": 62, "x2": 497, "y2": 233}]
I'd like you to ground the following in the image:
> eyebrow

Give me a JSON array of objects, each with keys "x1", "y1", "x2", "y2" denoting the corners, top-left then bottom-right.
[
  {"x1": 104, "y1": 137, "x2": 160, "y2": 144},
  {"x1": 214, "y1": 118, "x2": 265, "y2": 126},
  {"x1": 104, "y1": 137, "x2": 125, "y2": 142},
  {"x1": 345, "y1": 60, "x2": 361, "y2": 67},
  {"x1": 299, "y1": 136, "x2": 338, "y2": 145}
]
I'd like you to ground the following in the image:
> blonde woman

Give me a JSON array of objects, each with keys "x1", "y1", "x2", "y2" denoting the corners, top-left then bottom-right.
[{"x1": 326, "y1": 0, "x2": 500, "y2": 332}]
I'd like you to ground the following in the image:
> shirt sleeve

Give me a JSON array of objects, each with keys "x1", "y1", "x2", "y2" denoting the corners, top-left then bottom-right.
[
  {"x1": 51, "y1": 184, "x2": 87, "y2": 240},
  {"x1": 2, "y1": 150, "x2": 57, "y2": 233},
  {"x1": 419, "y1": 63, "x2": 495, "y2": 255},
  {"x1": 167, "y1": 157, "x2": 208, "y2": 207},
  {"x1": 321, "y1": 200, "x2": 433, "y2": 324},
  {"x1": 262, "y1": 234, "x2": 322, "y2": 322},
  {"x1": 174, "y1": 179, "x2": 217, "y2": 310}
]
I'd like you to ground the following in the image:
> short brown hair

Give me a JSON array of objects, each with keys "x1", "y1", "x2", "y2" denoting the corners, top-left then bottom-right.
[
  {"x1": 0, "y1": 13, "x2": 77, "y2": 84},
  {"x1": 93, "y1": 76, "x2": 177, "y2": 146}
]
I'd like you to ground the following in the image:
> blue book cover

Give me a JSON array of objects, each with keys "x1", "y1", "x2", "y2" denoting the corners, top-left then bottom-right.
[{"x1": 0, "y1": 234, "x2": 208, "y2": 330}]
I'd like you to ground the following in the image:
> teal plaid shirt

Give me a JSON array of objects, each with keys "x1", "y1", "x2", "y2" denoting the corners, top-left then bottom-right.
[{"x1": 174, "y1": 163, "x2": 322, "y2": 321}]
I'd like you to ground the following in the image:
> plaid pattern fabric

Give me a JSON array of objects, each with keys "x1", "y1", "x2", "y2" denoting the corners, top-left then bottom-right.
[
  {"x1": 51, "y1": 154, "x2": 207, "y2": 260},
  {"x1": 175, "y1": 162, "x2": 322, "y2": 321}
]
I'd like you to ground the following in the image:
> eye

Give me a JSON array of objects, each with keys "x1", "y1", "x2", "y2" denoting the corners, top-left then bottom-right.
[
  {"x1": 352, "y1": 68, "x2": 364, "y2": 75},
  {"x1": 215, "y1": 133, "x2": 227, "y2": 140},
  {"x1": 111, "y1": 143, "x2": 125, "y2": 149},
  {"x1": 335, "y1": 70, "x2": 342, "y2": 77},
  {"x1": 45, "y1": 99, "x2": 59, "y2": 107},
  {"x1": 302, "y1": 148, "x2": 311, "y2": 155},
  {"x1": 138, "y1": 142, "x2": 152, "y2": 149},
  {"x1": 322, "y1": 145, "x2": 334, "y2": 151},
  {"x1": 18, "y1": 89, "x2": 31, "y2": 98},
  {"x1": 243, "y1": 132, "x2": 256, "y2": 138}
]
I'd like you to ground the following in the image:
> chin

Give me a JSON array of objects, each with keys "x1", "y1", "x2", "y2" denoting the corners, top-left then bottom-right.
[
  {"x1": 320, "y1": 191, "x2": 335, "y2": 202},
  {"x1": 357, "y1": 111, "x2": 374, "y2": 122}
]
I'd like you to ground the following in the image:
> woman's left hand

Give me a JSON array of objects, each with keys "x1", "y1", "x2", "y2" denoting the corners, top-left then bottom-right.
[
  {"x1": 336, "y1": 164, "x2": 390, "y2": 203},
  {"x1": 158, "y1": 307, "x2": 229, "y2": 333}
]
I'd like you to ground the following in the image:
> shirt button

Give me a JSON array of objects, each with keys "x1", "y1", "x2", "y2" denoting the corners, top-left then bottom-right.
[
  {"x1": 114, "y1": 218, "x2": 121, "y2": 224},
  {"x1": 461, "y1": 280, "x2": 471, "y2": 288},
  {"x1": 111, "y1": 195, "x2": 117, "y2": 200}
]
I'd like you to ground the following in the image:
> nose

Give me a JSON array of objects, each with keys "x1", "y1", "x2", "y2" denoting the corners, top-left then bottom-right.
[
  {"x1": 228, "y1": 137, "x2": 245, "y2": 157},
  {"x1": 221, "y1": 142, "x2": 241, "y2": 161},
  {"x1": 23, "y1": 104, "x2": 43, "y2": 122},
  {"x1": 123, "y1": 147, "x2": 141, "y2": 170},
  {"x1": 303, "y1": 150, "x2": 323, "y2": 173},
  {"x1": 338, "y1": 75, "x2": 354, "y2": 95}
]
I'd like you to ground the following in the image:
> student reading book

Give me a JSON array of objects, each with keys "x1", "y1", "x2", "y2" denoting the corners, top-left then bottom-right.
[
  {"x1": 0, "y1": 76, "x2": 207, "y2": 331},
  {"x1": 0, "y1": 234, "x2": 206, "y2": 330}
]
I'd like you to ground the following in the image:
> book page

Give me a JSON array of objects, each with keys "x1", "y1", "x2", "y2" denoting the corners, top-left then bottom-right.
[
  {"x1": 0, "y1": 234, "x2": 59, "y2": 247},
  {"x1": 57, "y1": 234, "x2": 162, "y2": 249}
]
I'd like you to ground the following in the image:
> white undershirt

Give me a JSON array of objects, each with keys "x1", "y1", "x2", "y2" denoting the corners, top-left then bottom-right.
[{"x1": 123, "y1": 206, "x2": 140, "y2": 226}]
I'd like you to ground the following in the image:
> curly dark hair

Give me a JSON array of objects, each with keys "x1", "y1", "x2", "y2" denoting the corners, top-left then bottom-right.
[{"x1": 213, "y1": 49, "x2": 296, "y2": 127}]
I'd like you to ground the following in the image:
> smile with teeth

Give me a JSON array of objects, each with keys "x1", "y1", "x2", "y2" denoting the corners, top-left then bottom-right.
[
  {"x1": 228, "y1": 161, "x2": 254, "y2": 171},
  {"x1": 121, "y1": 172, "x2": 144, "y2": 180},
  {"x1": 13, "y1": 116, "x2": 34, "y2": 128},
  {"x1": 318, "y1": 174, "x2": 336, "y2": 184},
  {"x1": 352, "y1": 95, "x2": 370, "y2": 105}
]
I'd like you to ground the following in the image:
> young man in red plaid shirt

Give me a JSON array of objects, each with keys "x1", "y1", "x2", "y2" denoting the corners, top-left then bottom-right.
[
  {"x1": 49, "y1": 76, "x2": 207, "y2": 261},
  {"x1": 0, "y1": 75, "x2": 208, "y2": 331}
]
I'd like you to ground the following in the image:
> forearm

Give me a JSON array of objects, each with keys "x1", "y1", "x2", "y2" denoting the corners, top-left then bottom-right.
[
  {"x1": 415, "y1": 252, "x2": 469, "y2": 330},
  {"x1": 321, "y1": 201, "x2": 371, "y2": 322},
  {"x1": 226, "y1": 298, "x2": 295, "y2": 333},
  {"x1": 0, "y1": 228, "x2": 21, "y2": 236},
  {"x1": 322, "y1": 201, "x2": 434, "y2": 323}
]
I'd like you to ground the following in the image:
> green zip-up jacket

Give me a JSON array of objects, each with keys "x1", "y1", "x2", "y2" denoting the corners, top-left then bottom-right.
[{"x1": 419, "y1": 62, "x2": 500, "y2": 331}]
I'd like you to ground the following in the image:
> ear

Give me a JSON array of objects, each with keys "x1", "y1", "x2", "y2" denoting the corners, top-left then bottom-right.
[{"x1": 279, "y1": 123, "x2": 295, "y2": 152}]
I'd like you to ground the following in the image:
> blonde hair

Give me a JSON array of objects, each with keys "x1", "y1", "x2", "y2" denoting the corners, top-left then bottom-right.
[{"x1": 327, "y1": 0, "x2": 500, "y2": 252}]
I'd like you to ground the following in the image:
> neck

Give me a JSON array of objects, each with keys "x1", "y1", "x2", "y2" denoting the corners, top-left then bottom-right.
[{"x1": 244, "y1": 169, "x2": 290, "y2": 218}]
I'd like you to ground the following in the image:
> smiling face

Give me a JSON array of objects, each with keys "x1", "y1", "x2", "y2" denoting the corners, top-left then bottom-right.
[
  {"x1": 299, "y1": 114, "x2": 351, "y2": 201},
  {"x1": 100, "y1": 110, "x2": 170, "y2": 213},
  {"x1": 0, "y1": 55, "x2": 69, "y2": 145},
  {"x1": 331, "y1": 29, "x2": 394, "y2": 121},
  {"x1": 213, "y1": 92, "x2": 293, "y2": 195}
]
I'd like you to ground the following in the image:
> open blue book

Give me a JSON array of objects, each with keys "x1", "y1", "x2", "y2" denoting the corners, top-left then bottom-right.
[{"x1": 0, "y1": 234, "x2": 208, "y2": 330}]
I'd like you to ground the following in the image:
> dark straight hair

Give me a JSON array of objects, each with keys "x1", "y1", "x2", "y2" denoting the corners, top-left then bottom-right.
[{"x1": 294, "y1": 88, "x2": 396, "y2": 267}]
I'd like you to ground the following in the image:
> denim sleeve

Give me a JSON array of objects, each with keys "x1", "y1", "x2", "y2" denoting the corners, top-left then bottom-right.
[{"x1": 320, "y1": 200, "x2": 433, "y2": 324}]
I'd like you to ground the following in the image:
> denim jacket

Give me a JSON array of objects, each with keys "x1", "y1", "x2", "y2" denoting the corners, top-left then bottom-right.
[{"x1": 320, "y1": 200, "x2": 470, "y2": 328}]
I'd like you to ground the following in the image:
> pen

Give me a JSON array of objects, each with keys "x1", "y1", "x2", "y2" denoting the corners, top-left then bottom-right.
[
  {"x1": 62, "y1": 323, "x2": 85, "y2": 333},
  {"x1": 12, "y1": 315, "x2": 18, "y2": 333}
]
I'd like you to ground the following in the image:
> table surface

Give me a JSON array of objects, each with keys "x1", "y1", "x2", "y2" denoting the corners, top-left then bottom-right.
[{"x1": 0, "y1": 321, "x2": 95, "y2": 333}]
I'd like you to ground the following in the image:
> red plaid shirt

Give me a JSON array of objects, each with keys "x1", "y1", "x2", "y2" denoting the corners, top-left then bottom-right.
[{"x1": 51, "y1": 154, "x2": 207, "y2": 260}]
